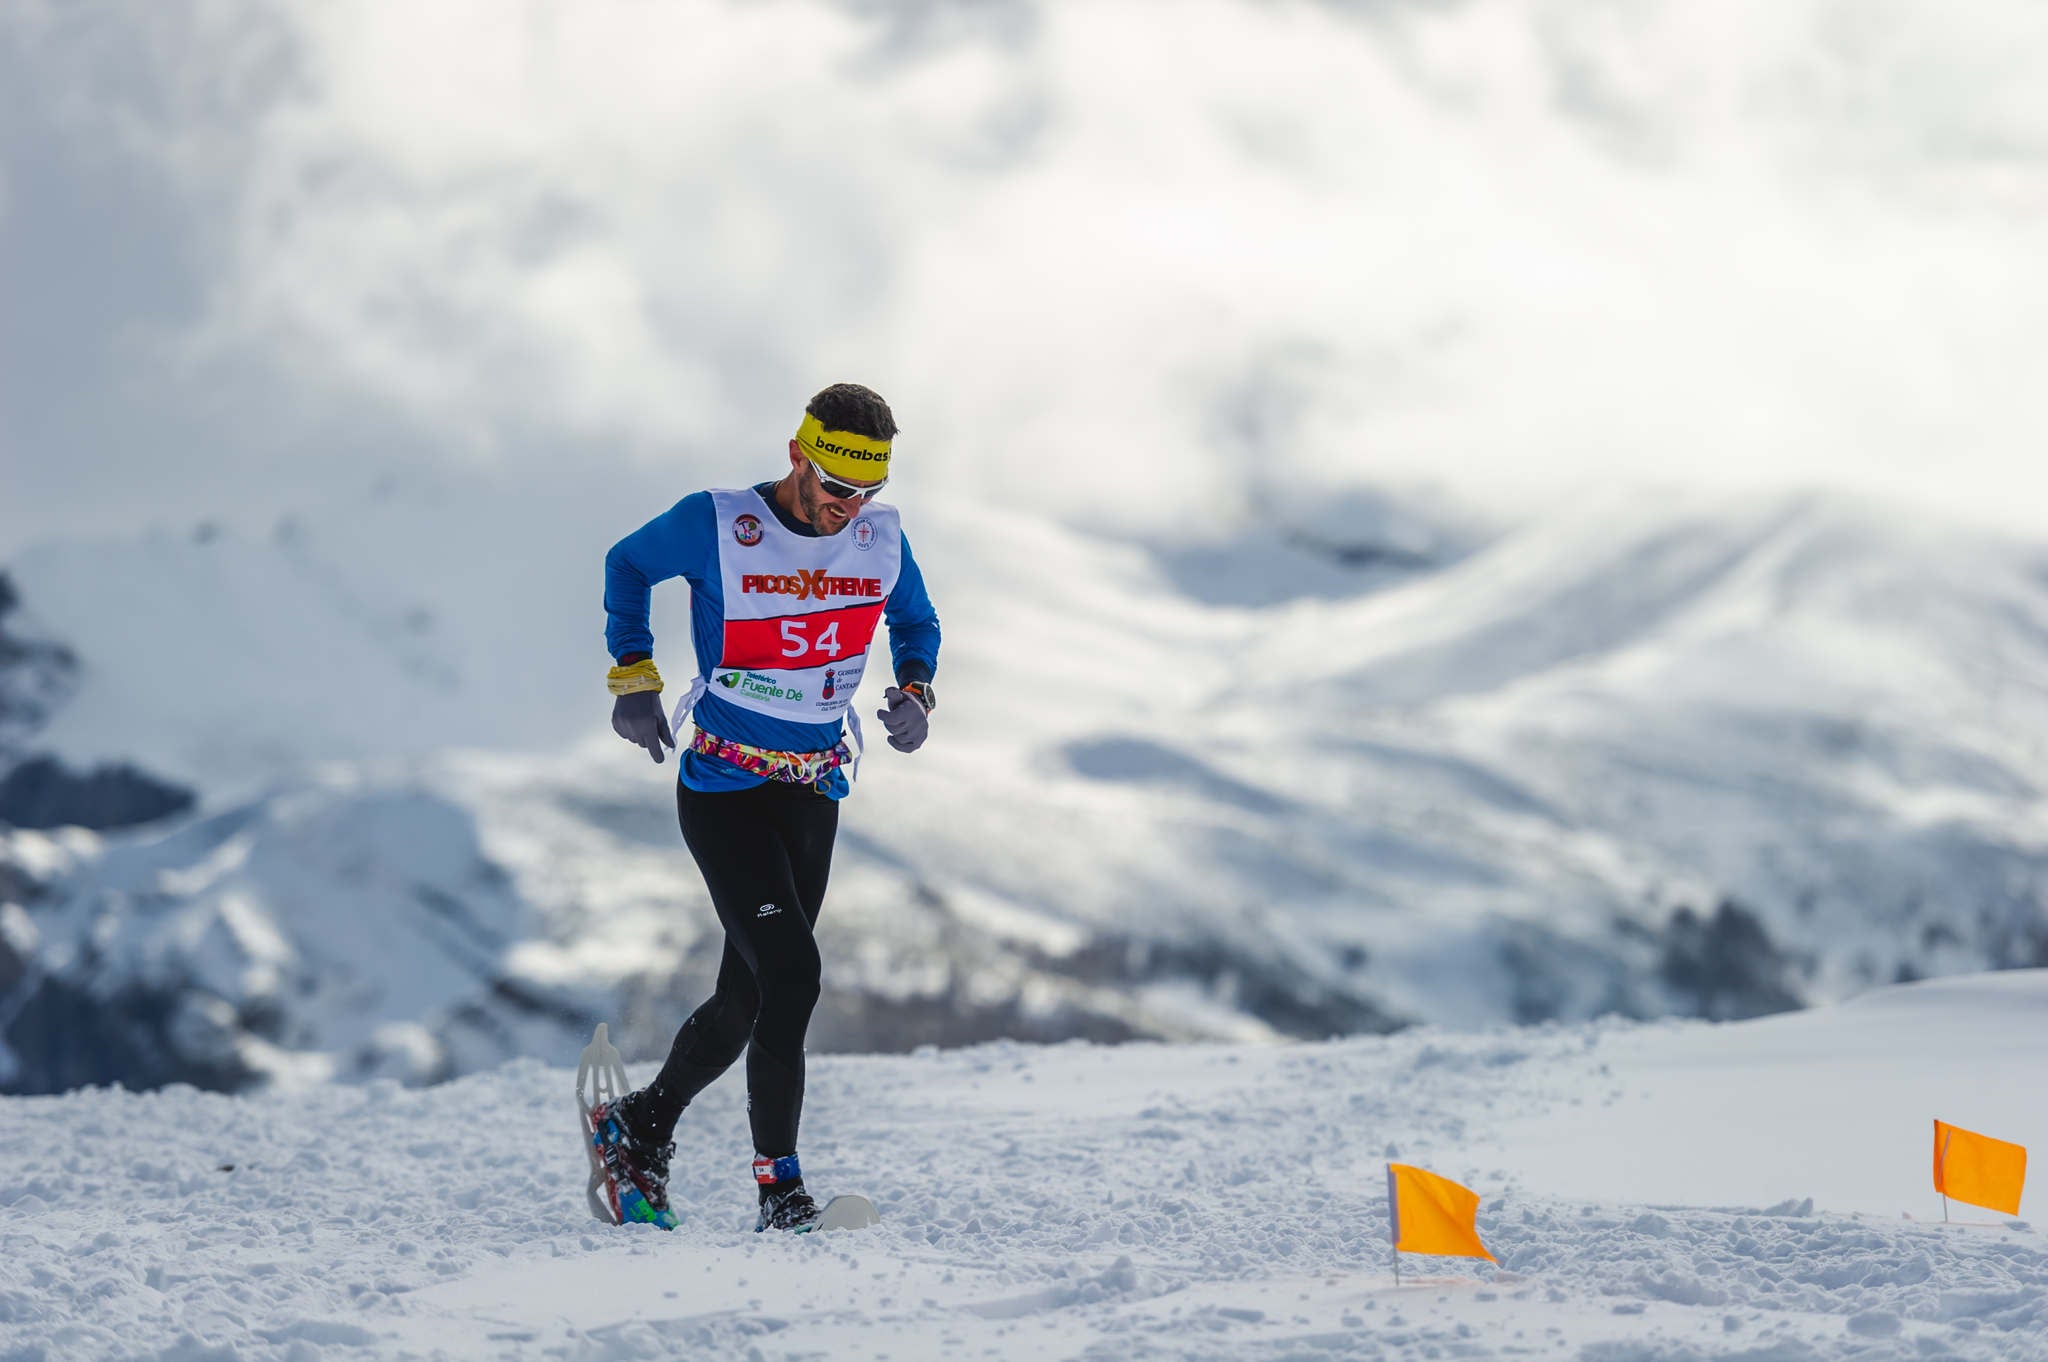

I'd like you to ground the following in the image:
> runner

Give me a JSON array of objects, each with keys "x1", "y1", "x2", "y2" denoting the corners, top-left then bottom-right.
[{"x1": 593, "y1": 383, "x2": 940, "y2": 1231}]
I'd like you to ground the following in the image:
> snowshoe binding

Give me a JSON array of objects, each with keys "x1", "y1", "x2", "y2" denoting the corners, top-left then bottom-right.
[{"x1": 753, "y1": 1154, "x2": 880, "y2": 1234}]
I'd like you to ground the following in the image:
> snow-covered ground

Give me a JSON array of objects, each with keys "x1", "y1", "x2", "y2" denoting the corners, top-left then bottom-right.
[{"x1": 3, "y1": 971, "x2": 2044, "y2": 1361}]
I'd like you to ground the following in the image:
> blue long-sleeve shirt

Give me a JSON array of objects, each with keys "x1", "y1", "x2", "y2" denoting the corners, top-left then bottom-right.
[{"x1": 604, "y1": 483, "x2": 941, "y2": 796}]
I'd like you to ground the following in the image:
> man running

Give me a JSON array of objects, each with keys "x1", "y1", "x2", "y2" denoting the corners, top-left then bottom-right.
[{"x1": 593, "y1": 383, "x2": 940, "y2": 1231}]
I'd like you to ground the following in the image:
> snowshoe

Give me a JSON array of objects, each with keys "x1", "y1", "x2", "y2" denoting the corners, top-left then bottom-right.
[{"x1": 576, "y1": 1024, "x2": 678, "y2": 1231}]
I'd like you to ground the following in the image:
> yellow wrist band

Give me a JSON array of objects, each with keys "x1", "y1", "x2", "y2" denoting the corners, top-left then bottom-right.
[{"x1": 607, "y1": 659, "x2": 664, "y2": 696}]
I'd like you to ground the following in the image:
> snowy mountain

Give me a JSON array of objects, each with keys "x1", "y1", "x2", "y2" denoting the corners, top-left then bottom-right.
[
  {"x1": 3, "y1": 971, "x2": 2045, "y2": 1361},
  {"x1": 0, "y1": 573, "x2": 79, "y2": 771},
  {"x1": 2, "y1": 482, "x2": 2046, "y2": 1095}
]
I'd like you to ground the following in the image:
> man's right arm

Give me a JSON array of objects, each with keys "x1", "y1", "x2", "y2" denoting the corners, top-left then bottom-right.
[{"x1": 603, "y1": 492, "x2": 716, "y2": 664}]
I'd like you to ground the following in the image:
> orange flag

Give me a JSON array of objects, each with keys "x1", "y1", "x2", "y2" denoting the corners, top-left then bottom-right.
[
  {"x1": 1387, "y1": 1163, "x2": 1495, "y2": 1262},
  {"x1": 1933, "y1": 1119, "x2": 2026, "y2": 1217}
]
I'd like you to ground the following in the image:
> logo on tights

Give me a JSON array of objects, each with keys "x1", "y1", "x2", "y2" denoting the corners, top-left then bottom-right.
[{"x1": 756, "y1": 902, "x2": 781, "y2": 918}]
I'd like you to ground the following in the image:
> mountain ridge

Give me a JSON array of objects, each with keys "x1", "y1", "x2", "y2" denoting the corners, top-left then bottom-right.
[{"x1": 1, "y1": 482, "x2": 2044, "y2": 1092}]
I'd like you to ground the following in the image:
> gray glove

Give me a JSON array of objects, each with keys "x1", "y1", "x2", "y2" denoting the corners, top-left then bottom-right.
[
  {"x1": 613, "y1": 691, "x2": 675, "y2": 763},
  {"x1": 875, "y1": 685, "x2": 931, "y2": 753}
]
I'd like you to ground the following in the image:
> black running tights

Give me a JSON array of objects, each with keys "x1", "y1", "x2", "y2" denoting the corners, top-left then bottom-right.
[{"x1": 639, "y1": 779, "x2": 837, "y2": 1159}]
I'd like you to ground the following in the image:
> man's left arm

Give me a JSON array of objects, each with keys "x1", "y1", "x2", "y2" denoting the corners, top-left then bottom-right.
[
  {"x1": 876, "y1": 532, "x2": 940, "y2": 750},
  {"x1": 886, "y1": 532, "x2": 941, "y2": 690}
]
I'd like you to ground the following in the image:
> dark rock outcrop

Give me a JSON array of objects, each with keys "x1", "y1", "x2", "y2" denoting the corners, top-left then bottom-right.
[
  {"x1": 1658, "y1": 899, "x2": 1807, "y2": 1021},
  {"x1": 4, "y1": 972, "x2": 256, "y2": 1094},
  {"x1": 0, "y1": 755, "x2": 196, "y2": 831},
  {"x1": 0, "y1": 571, "x2": 80, "y2": 757}
]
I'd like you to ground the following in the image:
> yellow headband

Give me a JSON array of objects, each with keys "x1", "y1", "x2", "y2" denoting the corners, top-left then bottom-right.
[{"x1": 796, "y1": 413, "x2": 891, "y2": 482}]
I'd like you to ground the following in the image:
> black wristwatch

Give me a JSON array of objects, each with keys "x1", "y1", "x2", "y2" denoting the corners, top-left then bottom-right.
[{"x1": 900, "y1": 680, "x2": 936, "y2": 713}]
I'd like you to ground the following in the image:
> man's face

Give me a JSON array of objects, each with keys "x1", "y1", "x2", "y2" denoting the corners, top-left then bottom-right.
[{"x1": 790, "y1": 444, "x2": 883, "y2": 535}]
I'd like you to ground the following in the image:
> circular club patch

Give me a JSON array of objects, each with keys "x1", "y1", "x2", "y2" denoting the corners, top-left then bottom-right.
[
  {"x1": 851, "y1": 519, "x2": 878, "y2": 551},
  {"x1": 732, "y1": 514, "x2": 764, "y2": 547}
]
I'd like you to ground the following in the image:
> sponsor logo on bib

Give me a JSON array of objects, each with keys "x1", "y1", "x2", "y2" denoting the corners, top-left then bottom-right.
[
  {"x1": 733, "y1": 514, "x2": 764, "y2": 547},
  {"x1": 852, "y1": 520, "x2": 877, "y2": 551},
  {"x1": 717, "y1": 670, "x2": 805, "y2": 703},
  {"x1": 816, "y1": 663, "x2": 862, "y2": 711},
  {"x1": 740, "y1": 570, "x2": 884, "y2": 602}
]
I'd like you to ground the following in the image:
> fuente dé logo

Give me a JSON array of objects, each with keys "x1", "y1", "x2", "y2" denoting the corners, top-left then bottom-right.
[{"x1": 718, "y1": 670, "x2": 804, "y2": 703}]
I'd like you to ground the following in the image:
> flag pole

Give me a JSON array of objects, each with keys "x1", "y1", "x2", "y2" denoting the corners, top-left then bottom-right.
[
  {"x1": 1386, "y1": 1164, "x2": 1401, "y2": 1287},
  {"x1": 1938, "y1": 1124, "x2": 1952, "y2": 1223}
]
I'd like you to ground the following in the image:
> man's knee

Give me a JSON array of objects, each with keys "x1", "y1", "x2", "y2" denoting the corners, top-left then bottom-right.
[
  {"x1": 758, "y1": 945, "x2": 822, "y2": 1020},
  {"x1": 681, "y1": 987, "x2": 757, "y2": 1066}
]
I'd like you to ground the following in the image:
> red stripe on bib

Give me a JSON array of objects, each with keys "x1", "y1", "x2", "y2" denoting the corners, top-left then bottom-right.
[{"x1": 722, "y1": 603, "x2": 886, "y2": 671}]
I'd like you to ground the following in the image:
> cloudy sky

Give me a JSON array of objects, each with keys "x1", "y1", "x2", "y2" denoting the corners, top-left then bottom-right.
[{"x1": 5, "y1": 0, "x2": 2047, "y2": 555}]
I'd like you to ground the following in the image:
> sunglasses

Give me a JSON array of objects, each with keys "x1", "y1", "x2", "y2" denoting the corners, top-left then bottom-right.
[{"x1": 805, "y1": 455, "x2": 887, "y2": 501}]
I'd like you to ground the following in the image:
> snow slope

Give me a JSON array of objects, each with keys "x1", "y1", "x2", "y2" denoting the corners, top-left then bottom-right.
[
  {"x1": 2, "y1": 971, "x2": 2045, "y2": 1361},
  {"x1": 5, "y1": 485, "x2": 2048, "y2": 1092}
]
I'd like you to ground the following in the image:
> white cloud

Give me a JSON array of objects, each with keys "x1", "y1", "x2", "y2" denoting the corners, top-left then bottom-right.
[{"x1": 7, "y1": 0, "x2": 2048, "y2": 541}]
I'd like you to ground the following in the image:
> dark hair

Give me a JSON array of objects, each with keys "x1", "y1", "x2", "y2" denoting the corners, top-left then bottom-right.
[{"x1": 806, "y1": 383, "x2": 897, "y2": 441}]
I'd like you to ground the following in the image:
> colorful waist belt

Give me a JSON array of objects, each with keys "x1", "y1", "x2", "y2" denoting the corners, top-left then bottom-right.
[{"x1": 690, "y1": 728, "x2": 852, "y2": 785}]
